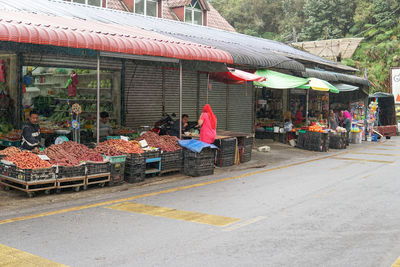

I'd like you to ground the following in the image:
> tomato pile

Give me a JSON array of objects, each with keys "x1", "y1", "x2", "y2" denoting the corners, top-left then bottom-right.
[
  {"x1": 4, "y1": 151, "x2": 52, "y2": 169},
  {"x1": 96, "y1": 139, "x2": 143, "y2": 154},
  {"x1": 0, "y1": 147, "x2": 22, "y2": 157},
  {"x1": 45, "y1": 144, "x2": 81, "y2": 166},
  {"x1": 59, "y1": 141, "x2": 104, "y2": 162},
  {"x1": 136, "y1": 132, "x2": 181, "y2": 152}
]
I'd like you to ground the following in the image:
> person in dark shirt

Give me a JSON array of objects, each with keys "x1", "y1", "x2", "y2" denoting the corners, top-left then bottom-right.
[
  {"x1": 169, "y1": 114, "x2": 189, "y2": 138},
  {"x1": 21, "y1": 109, "x2": 41, "y2": 151}
]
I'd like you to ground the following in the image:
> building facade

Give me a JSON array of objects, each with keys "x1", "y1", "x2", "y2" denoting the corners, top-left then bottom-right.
[{"x1": 63, "y1": 0, "x2": 235, "y2": 32}]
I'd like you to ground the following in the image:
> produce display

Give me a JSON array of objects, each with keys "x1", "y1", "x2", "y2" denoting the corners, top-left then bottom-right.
[
  {"x1": 0, "y1": 147, "x2": 22, "y2": 156},
  {"x1": 308, "y1": 125, "x2": 325, "y2": 133},
  {"x1": 59, "y1": 141, "x2": 104, "y2": 162},
  {"x1": 95, "y1": 143, "x2": 124, "y2": 156},
  {"x1": 136, "y1": 131, "x2": 181, "y2": 152},
  {"x1": 4, "y1": 151, "x2": 52, "y2": 169},
  {"x1": 45, "y1": 144, "x2": 81, "y2": 166},
  {"x1": 96, "y1": 139, "x2": 143, "y2": 154}
]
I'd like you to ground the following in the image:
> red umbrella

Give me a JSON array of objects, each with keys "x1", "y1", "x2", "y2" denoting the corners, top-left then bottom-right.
[{"x1": 210, "y1": 67, "x2": 266, "y2": 84}]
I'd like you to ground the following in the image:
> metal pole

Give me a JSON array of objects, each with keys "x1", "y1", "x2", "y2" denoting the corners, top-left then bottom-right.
[
  {"x1": 96, "y1": 53, "x2": 100, "y2": 145},
  {"x1": 207, "y1": 73, "x2": 210, "y2": 104},
  {"x1": 179, "y1": 61, "x2": 183, "y2": 139},
  {"x1": 306, "y1": 89, "x2": 309, "y2": 126}
]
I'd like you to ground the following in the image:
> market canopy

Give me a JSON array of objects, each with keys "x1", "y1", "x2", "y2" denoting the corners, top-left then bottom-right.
[
  {"x1": 333, "y1": 83, "x2": 359, "y2": 92},
  {"x1": 298, "y1": 78, "x2": 340, "y2": 93},
  {"x1": 254, "y1": 69, "x2": 309, "y2": 89},
  {"x1": 210, "y1": 68, "x2": 266, "y2": 84},
  {"x1": 0, "y1": 9, "x2": 233, "y2": 64}
]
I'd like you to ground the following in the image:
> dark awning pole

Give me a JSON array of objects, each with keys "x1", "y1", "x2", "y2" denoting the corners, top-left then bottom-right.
[
  {"x1": 306, "y1": 89, "x2": 309, "y2": 126},
  {"x1": 179, "y1": 61, "x2": 183, "y2": 139},
  {"x1": 96, "y1": 53, "x2": 100, "y2": 145}
]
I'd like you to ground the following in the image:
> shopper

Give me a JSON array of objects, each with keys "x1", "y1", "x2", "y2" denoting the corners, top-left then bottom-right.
[
  {"x1": 198, "y1": 104, "x2": 217, "y2": 144},
  {"x1": 170, "y1": 114, "x2": 189, "y2": 138},
  {"x1": 94, "y1": 111, "x2": 113, "y2": 142},
  {"x1": 344, "y1": 110, "x2": 352, "y2": 132},
  {"x1": 294, "y1": 106, "x2": 305, "y2": 126},
  {"x1": 338, "y1": 110, "x2": 345, "y2": 127},
  {"x1": 328, "y1": 110, "x2": 338, "y2": 130},
  {"x1": 21, "y1": 109, "x2": 41, "y2": 151}
]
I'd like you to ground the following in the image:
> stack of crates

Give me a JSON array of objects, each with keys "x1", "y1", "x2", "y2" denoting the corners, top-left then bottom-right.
[
  {"x1": 161, "y1": 150, "x2": 182, "y2": 172},
  {"x1": 183, "y1": 148, "x2": 216, "y2": 177},
  {"x1": 214, "y1": 138, "x2": 236, "y2": 167},
  {"x1": 239, "y1": 136, "x2": 253, "y2": 163},
  {"x1": 124, "y1": 153, "x2": 145, "y2": 183},
  {"x1": 102, "y1": 155, "x2": 127, "y2": 186}
]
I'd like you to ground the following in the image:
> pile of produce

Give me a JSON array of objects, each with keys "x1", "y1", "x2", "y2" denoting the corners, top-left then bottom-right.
[
  {"x1": 4, "y1": 151, "x2": 52, "y2": 169},
  {"x1": 60, "y1": 141, "x2": 104, "y2": 162},
  {"x1": 308, "y1": 125, "x2": 325, "y2": 133},
  {"x1": 95, "y1": 143, "x2": 124, "y2": 156},
  {"x1": 335, "y1": 126, "x2": 347, "y2": 133},
  {"x1": 136, "y1": 131, "x2": 181, "y2": 152},
  {"x1": 96, "y1": 139, "x2": 143, "y2": 154},
  {"x1": 0, "y1": 147, "x2": 22, "y2": 157},
  {"x1": 45, "y1": 145, "x2": 81, "y2": 166}
]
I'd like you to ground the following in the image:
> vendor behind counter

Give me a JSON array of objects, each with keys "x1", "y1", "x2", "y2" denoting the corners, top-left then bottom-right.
[
  {"x1": 94, "y1": 111, "x2": 113, "y2": 142},
  {"x1": 21, "y1": 109, "x2": 41, "y2": 151},
  {"x1": 169, "y1": 114, "x2": 189, "y2": 138}
]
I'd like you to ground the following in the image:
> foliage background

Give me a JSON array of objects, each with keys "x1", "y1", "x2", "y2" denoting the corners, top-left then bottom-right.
[{"x1": 210, "y1": 0, "x2": 400, "y2": 93}]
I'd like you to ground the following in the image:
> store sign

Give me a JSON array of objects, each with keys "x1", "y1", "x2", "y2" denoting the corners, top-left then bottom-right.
[{"x1": 391, "y1": 68, "x2": 400, "y2": 103}]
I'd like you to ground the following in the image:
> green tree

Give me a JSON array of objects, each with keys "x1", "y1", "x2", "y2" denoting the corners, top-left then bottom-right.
[{"x1": 301, "y1": 0, "x2": 356, "y2": 41}]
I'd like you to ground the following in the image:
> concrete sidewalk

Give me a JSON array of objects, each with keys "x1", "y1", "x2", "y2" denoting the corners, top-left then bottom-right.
[{"x1": 0, "y1": 138, "x2": 381, "y2": 214}]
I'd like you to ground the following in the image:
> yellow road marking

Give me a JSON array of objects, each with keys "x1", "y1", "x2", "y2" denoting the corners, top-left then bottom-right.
[
  {"x1": 368, "y1": 148, "x2": 400, "y2": 151},
  {"x1": 106, "y1": 202, "x2": 239, "y2": 227},
  {"x1": 331, "y1": 157, "x2": 394, "y2": 164},
  {"x1": 0, "y1": 151, "x2": 350, "y2": 226},
  {"x1": 222, "y1": 216, "x2": 266, "y2": 232},
  {"x1": 392, "y1": 256, "x2": 400, "y2": 267},
  {"x1": 0, "y1": 243, "x2": 67, "y2": 267},
  {"x1": 350, "y1": 152, "x2": 400, "y2": 157}
]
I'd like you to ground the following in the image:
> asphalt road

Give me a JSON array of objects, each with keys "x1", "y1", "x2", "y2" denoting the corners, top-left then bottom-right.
[{"x1": 1, "y1": 138, "x2": 400, "y2": 267}]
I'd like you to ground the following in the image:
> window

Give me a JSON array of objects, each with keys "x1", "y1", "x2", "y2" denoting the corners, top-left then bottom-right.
[
  {"x1": 72, "y1": 0, "x2": 103, "y2": 7},
  {"x1": 135, "y1": 0, "x2": 158, "y2": 17},
  {"x1": 185, "y1": 0, "x2": 203, "y2": 25}
]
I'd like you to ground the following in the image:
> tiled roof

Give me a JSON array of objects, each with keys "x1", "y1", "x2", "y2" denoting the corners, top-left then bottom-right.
[
  {"x1": 166, "y1": 0, "x2": 190, "y2": 8},
  {"x1": 106, "y1": 0, "x2": 127, "y2": 11},
  {"x1": 206, "y1": 3, "x2": 235, "y2": 32}
]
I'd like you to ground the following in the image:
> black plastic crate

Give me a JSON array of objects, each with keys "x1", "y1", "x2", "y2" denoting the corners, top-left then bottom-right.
[
  {"x1": 124, "y1": 173, "x2": 145, "y2": 183},
  {"x1": 240, "y1": 152, "x2": 252, "y2": 163},
  {"x1": 143, "y1": 150, "x2": 161, "y2": 159},
  {"x1": 86, "y1": 162, "x2": 111, "y2": 175},
  {"x1": 215, "y1": 157, "x2": 235, "y2": 167},
  {"x1": 13, "y1": 167, "x2": 56, "y2": 182},
  {"x1": 57, "y1": 165, "x2": 86, "y2": 178},
  {"x1": 125, "y1": 162, "x2": 145, "y2": 172},
  {"x1": 110, "y1": 162, "x2": 125, "y2": 186},
  {"x1": 214, "y1": 138, "x2": 237, "y2": 149},
  {"x1": 184, "y1": 148, "x2": 215, "y2": 159},
  {"x1": 183, "y1": 165, "x2": 214, "y2": 177},
  {"x1": 161, "y1": 150, "x2": 182, "y2": 162},
  {"x1": 0, "y1": 162, "x2": 16, "y2": 177},
  {"x1": 126, "y1": 153, "x2": 145, "y2": 165}
]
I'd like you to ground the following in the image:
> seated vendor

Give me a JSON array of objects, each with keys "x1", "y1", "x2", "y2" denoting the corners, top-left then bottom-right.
[
  {"x1": 294, "y1": 106, "x2": 305, "y2": 125},
  {"x1": 21, "y1": 109, "x2": 41, "y2": 151},
  {"x1": 94, "y1": 112, "x2": 113, "y2": 142},
  {"x1": 169, "y1": 114, "x2": 189, "y2": 138}
]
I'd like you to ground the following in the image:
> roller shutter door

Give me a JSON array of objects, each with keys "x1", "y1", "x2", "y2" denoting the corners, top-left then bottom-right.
[
  {"x1": 227, "y1": 82, "x2": 253, "y2": 133},
  {"x1": 124, "y1": 62, "x2": 163, "y2": 128}
]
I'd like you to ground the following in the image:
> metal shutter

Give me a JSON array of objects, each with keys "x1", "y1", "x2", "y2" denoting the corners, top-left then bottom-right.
[
  {"x1": 124, "y1": 62, "x2": 163, "y2": 129},
  {"x1": 164, "y1": 68, "x2": 198, "y2": 121},
  {"x1": 23, "y1": 54, "x2": 122, "y2": 70},
  {"x1": 227, "y1": 82, "x2": 253, "y2": 133},
  {"x1": 199, "y1": 73, "x2": 227, "y2": 130}
]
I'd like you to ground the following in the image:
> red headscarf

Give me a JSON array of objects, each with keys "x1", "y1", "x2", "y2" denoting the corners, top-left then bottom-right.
[{"x1": 203, "y1": 104, "x2": 217, "y2": 130}]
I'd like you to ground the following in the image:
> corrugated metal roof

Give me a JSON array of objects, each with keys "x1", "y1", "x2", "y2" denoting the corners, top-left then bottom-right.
[
  {"x1": 0, "y1": 0, "x2": 358, "y2": 73},
  {"x1": 0, "y1": 0, "x2": 304, "y2": 70},
  {"x1": 0, "y1": 8, "x2": 233, "y2": 63},
  {"x1": 302, "y1": 68, "x2": 369, "y2": 86}
]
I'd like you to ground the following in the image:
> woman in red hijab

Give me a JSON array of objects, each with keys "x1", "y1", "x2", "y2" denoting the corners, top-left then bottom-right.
[{"x1": 198, "y1": 104, "x2": 217, "y2": 144}]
